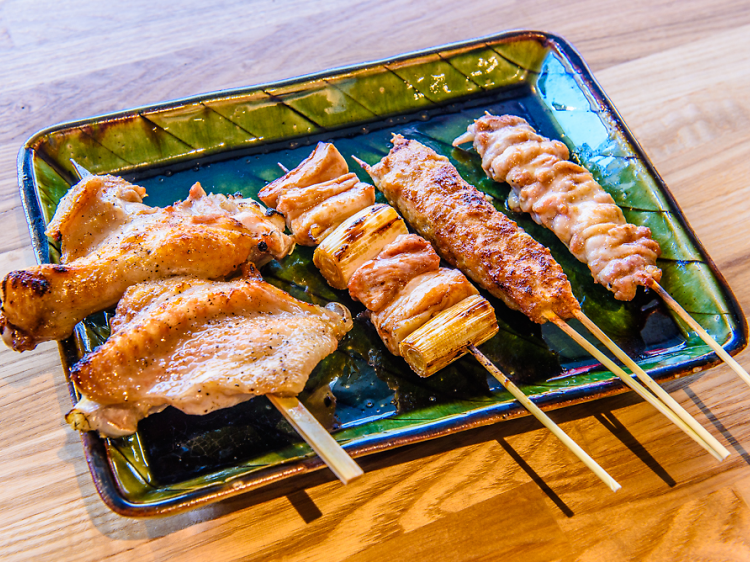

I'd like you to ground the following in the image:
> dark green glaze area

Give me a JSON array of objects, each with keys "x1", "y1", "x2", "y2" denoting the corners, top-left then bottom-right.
[{"x1": 22, "y1": 33, "x2": 745, "y2": 511}]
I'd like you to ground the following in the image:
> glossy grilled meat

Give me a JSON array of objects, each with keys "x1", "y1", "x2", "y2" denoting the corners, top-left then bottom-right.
[
  {"x1": 276, "y1": 172, "x2": 376, "y2": 245},
  {"x1": 258, "y1": 142, "x2": 349, "y2": 208},
  {"x1": 0, "y1": 175, "x2": 293, "y2": 351},
  {"x1": 363, "y1": 135, "x2": 580, "y2": 323},
  {"x1": 370, "y1": 267, "x2": 478, "y2": 355},
  {"x1": 455, "y1": 113, "x2": 662, "y2": 300},
  {"x1": 66, "y1": 273, "x2": 352, "y2": 437},
  {"x1": 348, "y1": 234, "x2": 441, "y2": 312}
]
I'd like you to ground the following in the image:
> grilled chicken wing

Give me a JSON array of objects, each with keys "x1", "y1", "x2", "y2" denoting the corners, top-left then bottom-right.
[
  {"x1": 0, "y1": 176, "x2": 293, "y2": 351},
  {"x1": 454, "y1": 113, "x2": 662, "y2": 300},
  {"x1": 66, "y1": 273, "x2": 352, "y2": 437},
  {"x1": 361, "y1": 135, "x2": 580, "y2": 323}
]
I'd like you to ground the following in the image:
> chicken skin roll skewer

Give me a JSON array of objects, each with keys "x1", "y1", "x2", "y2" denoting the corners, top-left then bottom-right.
[
  {"x1": 360, "y1": 135, "x2": 580, "y2": 324},
  {"x1": 258, "y1": 141, "x2": 349, "y2": 208},
  {"x1": 0, "y1": 177, "x2": 294, "y2": 351},
  {"x1": 454, "y1": 113, "x2": 662, "y2": 301}
]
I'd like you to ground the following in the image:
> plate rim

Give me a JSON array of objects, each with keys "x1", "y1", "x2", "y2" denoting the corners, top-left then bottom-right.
[{"x1": 15, "y1": 28, "x2": 748, "y2": 517}]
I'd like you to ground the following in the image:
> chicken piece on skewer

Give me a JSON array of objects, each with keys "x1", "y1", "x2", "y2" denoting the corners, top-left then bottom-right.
[
  {"x1": 66, "y1": 270, "x2": 353, "y2": 438},
  {"x1": 357, "y1": 135, "x2": 580, "y2": 324},
  {"x1": 276, "y1": 172, "x2": 376, "y2": 246},
  {"x1": 453, "y1": 113, "x2": 662, "y2": 301},
  {"x1": 348, "y1": 234, "x2": 441, "y2": 312},
  {"x1": 258, "y1": 141, "x2": 349, "y2": 208},
  {"x1": 0, "y1": 176, "x2": 294, "y2": 351},
  {"x1": 370, "y1": 267, "x2": 479, "y2": 356}
]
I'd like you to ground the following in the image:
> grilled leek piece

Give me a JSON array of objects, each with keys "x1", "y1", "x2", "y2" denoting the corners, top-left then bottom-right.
[
  {"x1": 399, "y1": 295, "x2": 498, "y2": 377},
  {"x1": 313, "y1": 204, "x2": 408, "y2": 289}
]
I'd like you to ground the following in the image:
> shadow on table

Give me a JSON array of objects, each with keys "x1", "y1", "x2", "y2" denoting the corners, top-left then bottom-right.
[{"x1": 59, "y1": 373, "x2": 740, "y2": 541}]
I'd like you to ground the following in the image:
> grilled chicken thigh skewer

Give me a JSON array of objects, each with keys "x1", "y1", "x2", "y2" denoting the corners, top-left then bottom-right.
[
  {"x1": 262, "y1": 146, "x2": 622, "y2": 491},
  {"x1": 359, "y1": 135, "x2": 729, "y2": 461},
  {"x1": 455, "y1": 113, "x2": 750, "y2": 388}
]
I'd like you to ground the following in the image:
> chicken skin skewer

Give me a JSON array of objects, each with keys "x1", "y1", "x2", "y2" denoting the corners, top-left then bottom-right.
[
  {"x1": 454, "y1": 112, "x2": 750, "y2": 396},
  {"x1": 453, "y1": 113, "x2": 662, "y2": 301},
  {"x1": 0, "y1": 175, "x2": 294, "y2": 351}
]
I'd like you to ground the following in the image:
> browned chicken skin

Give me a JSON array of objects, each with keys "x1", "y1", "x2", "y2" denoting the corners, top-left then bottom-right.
[
  {"x1": 258, "y1": 142, "x2": 349, "y2": 208},
  {"x1": 0, "y1": 175, "x2": 294, "y2": 351},
  {"x1": 348, "y1": 234, "x2": 441, "y2": 312},
  {"x1": 362, "y1": 135, "x2": 580, "y2": 323},
  {"x1": 454, "y1": 113, "x2": 662, "y2": 300},
  {"x1": 276, "y1": 172, "x2": 376, "y2": 246},
  {"x1": 67, "y1": 273, "x2": 352, "y2": 437}
]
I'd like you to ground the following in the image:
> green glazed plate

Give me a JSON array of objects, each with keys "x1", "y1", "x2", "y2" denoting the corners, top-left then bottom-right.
[{"x1": 17, "y1": 30, "x2": 747, "y2": 517}]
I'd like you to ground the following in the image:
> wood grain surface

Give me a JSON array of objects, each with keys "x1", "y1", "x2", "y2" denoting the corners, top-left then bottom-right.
[{"x1": 2, "y1": 1, "x2": 750, "y2": 560}]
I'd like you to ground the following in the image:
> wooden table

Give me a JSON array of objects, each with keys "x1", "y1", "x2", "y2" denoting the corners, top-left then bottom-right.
[{"x1": 2, "y1": 1, "x2": 750, "y2": 560}]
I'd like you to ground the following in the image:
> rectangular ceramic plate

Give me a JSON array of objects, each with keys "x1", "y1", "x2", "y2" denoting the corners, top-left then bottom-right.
[{"x1": 18, "y1": 30, "x2": 747, "y2": 517}]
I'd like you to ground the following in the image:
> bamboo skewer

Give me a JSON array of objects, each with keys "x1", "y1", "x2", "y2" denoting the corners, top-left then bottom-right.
[
  {"x1": 67, "y1": 161, "x2": 363, "y2": 485},
  {"x1": 574, "y1": 310, "x2": 730, "y2": 461},
  {"x1": 268, "y1": 395, "x2": 363, "y2": 484},
  {"x1": 469, "y1": 345, "x2": 621, "y2": 492},
  {"x1": 272, "y1": 155, "x2": 622, "y2": 491},
  {"x1": 649, "y1": 280, "x2": 750, "y2": 389},
  {"x1": 546, "y1": 312, "x2": 725, "y2": 461}
]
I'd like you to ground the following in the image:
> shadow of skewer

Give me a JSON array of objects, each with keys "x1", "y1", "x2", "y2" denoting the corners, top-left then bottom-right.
[
  {"x1": 683, "y1": 387, "x2": 750, "y2": 466},
  {"x1": 287, "y1": 490, "x2": 324, "y2": 524},
  {"x1": 595, "y1": 411, "x2": 676, "y2": 487},
  {"x1": 496, "y1": 437, "x2": 574, "y2": 518}
]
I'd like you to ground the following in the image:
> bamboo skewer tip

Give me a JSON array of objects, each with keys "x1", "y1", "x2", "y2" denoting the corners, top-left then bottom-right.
[
  {"x1": 649, "y1": 280, "x2": 750, "y2": 389},
  {"x1": 268, "y1": 394, "x2": 363, "y2": 484},
  {"x1": 546, "y1": 312, "x2": 726, "y2": 462},
  {"x1": 468, "y1": 345, "x2": 621, "y2": 493},
  {"x1": 573, "y1": 310, "x2": 730, "y2": 461}
]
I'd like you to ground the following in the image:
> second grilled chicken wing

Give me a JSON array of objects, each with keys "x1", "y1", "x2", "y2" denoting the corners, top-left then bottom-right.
[{"x1": 67, "y1": 273, "x2": 352, "y2": 437}]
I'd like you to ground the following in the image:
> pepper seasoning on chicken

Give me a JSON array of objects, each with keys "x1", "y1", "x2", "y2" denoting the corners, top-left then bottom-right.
[{"x1": 66, "y1": 270, "x2": 353, "y2": 437}]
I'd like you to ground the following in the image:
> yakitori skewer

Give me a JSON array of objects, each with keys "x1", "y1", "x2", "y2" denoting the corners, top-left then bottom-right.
[
  {"x1": 454, "y1": 113, "x2": 750, "y2": 390},
  {"x1": 262, "y1": 148, "x2": 621, "y2": 491},
  {"x1": 358, "y1": 136, "x2": 728, "y2": 461},
  {"x1": 69, "y1": 161, "x2": 363, "y2": 485}
]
